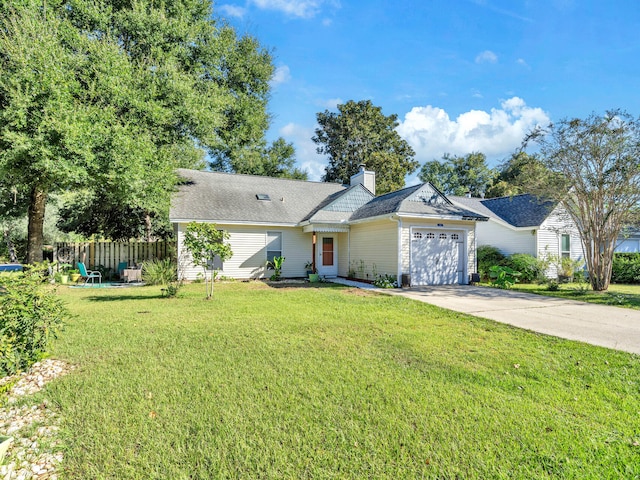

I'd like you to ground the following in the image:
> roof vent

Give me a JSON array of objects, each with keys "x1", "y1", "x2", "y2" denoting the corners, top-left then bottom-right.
[{"x1": 256, "y1": 194, "x2": 271, "y2": 201}]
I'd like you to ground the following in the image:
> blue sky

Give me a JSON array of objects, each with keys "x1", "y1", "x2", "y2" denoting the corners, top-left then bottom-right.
[{"x1": 218, "y1": 0, "x2": 640, "y2": 182}]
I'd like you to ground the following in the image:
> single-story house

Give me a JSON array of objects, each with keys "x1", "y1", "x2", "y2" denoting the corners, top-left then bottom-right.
[
  {"x1": 449, "y1": 194, "x2": 584, "y2": 273},
  {"x1": 170, "y1": 167, "x2": 488, "y2": 285}
]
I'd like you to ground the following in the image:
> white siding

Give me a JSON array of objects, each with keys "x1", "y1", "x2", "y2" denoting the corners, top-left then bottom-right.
[
  {"x1": 337, "y1": 232, "x2": 349, "y2": 277},
  {"x1": 475, "y1": 220, "x2": 536, "y2": 256},
  {"x1": 176, "y1": 223, "x2": 312, "y2": 280},
  {"x1": 348, "y1": 219, "x2": 398, "y2": 281},
  {"x1": 537, "y1": 205, "x2": 583, "y2": 276}
]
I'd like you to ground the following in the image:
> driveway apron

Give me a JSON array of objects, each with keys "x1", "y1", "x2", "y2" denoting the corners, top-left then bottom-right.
[{"x1": 385, "y1": 285, "x2": 640, "y2": 355}]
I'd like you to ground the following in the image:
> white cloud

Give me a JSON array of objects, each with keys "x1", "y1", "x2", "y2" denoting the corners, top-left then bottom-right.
[
  {"x1": 319, "y1": 97, "x2": 343, "y2": 109},
  {"x1": 396, "y1": 97, "x2": 550, "y2": 163},
  {"x1": 517, "y1": 58, "x2": 531, "y2": 69},
  {"x1": 250, "y1": 0, "x2": 324, "y2": 18},
  {"x1": 218, "y1": 4, "x2": 247, "y2": 18},
  {"x1": 280, "y1": 123, "x2": 326, "y2": 180},
  {"x1": 475, "y1": 50, "x2": 498, "y2": 64},
  {"x1": 271, "y1": 65, "x2": 291, "y2": 86}
]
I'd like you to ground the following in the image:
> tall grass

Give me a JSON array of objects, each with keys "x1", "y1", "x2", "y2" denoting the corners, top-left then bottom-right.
[{"x1": 48, "y1": 282, "x2": 640, "y2": 479}]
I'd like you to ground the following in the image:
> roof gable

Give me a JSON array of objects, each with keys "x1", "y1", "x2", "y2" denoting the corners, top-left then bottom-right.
[
  {"x1": 350, "y1": 183, "x2": 486, "y2": 221},
  {"x1": 304, "y1": 184, "x2": 375, "y2": 223}
]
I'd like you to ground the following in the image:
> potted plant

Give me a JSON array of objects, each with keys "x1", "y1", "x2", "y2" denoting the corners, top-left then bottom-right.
[
  {"x1": 68, "y1": 268, "x2": 81, "y2": 283},
  {"x1": 557, "y1": 257, "x2": 581, "y2": 283},
  {"x1": 304, "y1": 261, "x2": 314, "y2": 275},
  {"x1": 58, "y1": 263, "x2": 72, "y2": 284}
]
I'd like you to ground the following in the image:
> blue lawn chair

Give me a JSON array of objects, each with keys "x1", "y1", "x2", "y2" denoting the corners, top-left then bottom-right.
[{"x1": 78, "y1": 262, "x2": 102, "y2": 284}]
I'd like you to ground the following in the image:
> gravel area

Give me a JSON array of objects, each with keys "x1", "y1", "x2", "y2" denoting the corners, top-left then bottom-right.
[{"x1": 0, "y1": 360, "x2": 74, "y2": 480}]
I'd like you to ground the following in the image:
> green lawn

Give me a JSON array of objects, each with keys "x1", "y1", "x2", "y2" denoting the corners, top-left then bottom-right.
[
  {"x1": 45, "y1": 281, "x2": 640, "y2": 479},
  {"x1": 511, "y1": 282, "x2": 640, "y2": 309}
]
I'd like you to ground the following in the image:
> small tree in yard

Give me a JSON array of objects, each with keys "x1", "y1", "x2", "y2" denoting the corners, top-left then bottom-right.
[
  {"x1": 524, "y1": 110, "x2": 640, "y2": 291},
  {"x1": 182, "y1": 223, "x2": 233, "y2": 299}
]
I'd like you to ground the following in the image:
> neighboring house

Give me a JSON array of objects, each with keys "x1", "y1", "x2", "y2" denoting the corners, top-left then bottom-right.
[
  {"x1": 615, "y1": 228, "x2": 640, "y2": 253},
  {"x1": 450, "y1": 194, "x2": 584, "y2": 272},
  {"x1": 170, "y1": 167, "x2": 487, "y2": 285}
]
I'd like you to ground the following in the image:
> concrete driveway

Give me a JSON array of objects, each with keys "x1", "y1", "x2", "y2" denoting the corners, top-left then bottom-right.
[{"x1": 385, "y1": 285, "x2": 640, "y2": 355}]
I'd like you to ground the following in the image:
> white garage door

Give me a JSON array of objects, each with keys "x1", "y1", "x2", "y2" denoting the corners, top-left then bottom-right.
[{"x1": 411, "y1": 229, "x2": 463, "y2": 285}]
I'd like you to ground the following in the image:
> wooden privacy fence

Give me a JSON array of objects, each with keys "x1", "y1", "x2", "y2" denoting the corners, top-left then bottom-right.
[{"x1": 54, "y1": 241, "x2": 176, "y2": 271}]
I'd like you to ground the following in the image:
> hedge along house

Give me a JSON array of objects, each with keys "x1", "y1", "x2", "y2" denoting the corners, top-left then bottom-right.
[
  {"x1": 170, "y1": 167, "x2": 487, "y2": 285},
  {"x1": 449, "y1": 194, "x2": 584, "y2": 276}
]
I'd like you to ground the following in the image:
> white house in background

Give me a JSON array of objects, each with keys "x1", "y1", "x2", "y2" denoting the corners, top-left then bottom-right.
[
  {"x1": 169, "y1": 167, "x2": 488, "y2": 286},
  {"x1": 450, "y1": 194, "x2": 584, "y2": 269},
  {"x1": 615, "y1": 228, "x2": 640, "y2": 253}
]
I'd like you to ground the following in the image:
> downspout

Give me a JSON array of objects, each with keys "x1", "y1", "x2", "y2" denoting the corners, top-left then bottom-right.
[{"x1": 390, "y1": 215, "x2": 402, "y2": 287}]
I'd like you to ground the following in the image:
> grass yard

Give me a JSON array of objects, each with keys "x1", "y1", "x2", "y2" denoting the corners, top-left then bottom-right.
[
  {"x1": 44, "y1": 281, "x2": 640, "y2": 479},
  {"x1": 511, "y1": 282, "x2": 640, "y2": 310}
]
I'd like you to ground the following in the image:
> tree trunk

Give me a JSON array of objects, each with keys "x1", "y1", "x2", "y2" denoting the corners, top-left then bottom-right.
[
  {"x1": 145, "y1": 213, "x2": 152, "y2": 243},
  {"x1": 26, "y1": 185, "x2": 47, "y2": 264}
]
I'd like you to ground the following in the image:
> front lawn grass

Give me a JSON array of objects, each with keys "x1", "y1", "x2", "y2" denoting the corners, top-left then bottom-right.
[
  {"x1": 48, "y1": 281, "x2": 640, "y2": 479},
  {"x1": 511, "y1": 282, "x2": 640, "y2": 309}
]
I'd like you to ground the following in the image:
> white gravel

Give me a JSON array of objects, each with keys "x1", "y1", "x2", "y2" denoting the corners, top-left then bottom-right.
[{"x1": 1, "y1": 360, "x2": 74, "y2": 480}]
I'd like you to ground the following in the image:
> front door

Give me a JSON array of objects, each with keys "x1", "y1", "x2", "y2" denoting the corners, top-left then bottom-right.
[{"x1": 317, "y1": 235, "x2": 338, "y2": 277}]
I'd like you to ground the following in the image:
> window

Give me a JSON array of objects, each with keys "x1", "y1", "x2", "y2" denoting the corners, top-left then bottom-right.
[
  {"x1": 439, "y1": 233, "x2": 447, "y2": 239},
  {"x1": 413, "y1": 232, "x2": 423, "y2": 240},
  {"x1": 561, "y1": 234, "x2": 571, "y2": 258},
  {"x1": 451, "y1": 233, "x2": 459, "y2": 240},
  {"x1": 426, "y1": 232, "x2": 435, "y2": 239},
  {"x1": 256, "y1": 194, "x2": 271, "y2": 201},
  {"x1": 266, "y1": 231, "x2": 282, "y2": 262}
]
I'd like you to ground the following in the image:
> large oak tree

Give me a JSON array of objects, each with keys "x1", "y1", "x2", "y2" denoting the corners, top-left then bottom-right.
[
  {"x1": 313, "y1": 100, "x2": 417, "y2": 194},
  {"x1": 0, "y1": 0, "x2": 273, "y2": 262}
]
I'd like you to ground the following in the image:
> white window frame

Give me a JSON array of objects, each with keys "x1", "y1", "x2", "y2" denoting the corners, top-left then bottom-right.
[
  {"x1": 560, "y1": 233, "x2": 571, "y2": 258},
  {"x1": 266, "y1": 231, "x2": 283, "y2": 262}
]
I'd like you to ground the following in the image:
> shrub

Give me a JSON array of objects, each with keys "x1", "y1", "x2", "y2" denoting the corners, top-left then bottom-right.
[
  {"x1": 489, "y1": 265, "x2": 521, "y2": 289},
  {"x1": 477, "y1": 245, "x2": 507, "y2": 281},
  {"x1": 506, "y1": 253, "x2": 544, "y2": 283},
  {"x1": 142, "y1": 258, "x2": 177, "y2": 286},
  {"x1": 0, "y1": 265, "x2": 66, "y2": 376},
  {"x1": 373, "y1": 274, "x2": 397, "y2": 288},
  {"x1": 611, "y1": 253, "x2": 640, "y2": 284}
]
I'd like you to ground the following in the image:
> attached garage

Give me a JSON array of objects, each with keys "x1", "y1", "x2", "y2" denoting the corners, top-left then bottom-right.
[{"x1": 410, "y1": 228, "x2": 466, "y2": 285}]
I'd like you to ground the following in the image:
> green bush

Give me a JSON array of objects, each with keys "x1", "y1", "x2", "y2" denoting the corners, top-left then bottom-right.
[
  {"x1": 373, "y1": 274, "x2": 397, "y2": 288},
  {"x1": 0, "y1": 265, "x2": 66, "y2": 376},
  {"x1": 141, "y1": 258, "x2": 177, "y2": 286},
  {"x1": 489, "y1": 265, "x2": 521, "y2": 289},
  {"x1": 477, "y1": 245, "x2": 507, "y2": 281},
  {"x1": 611, "y1": 253, "x2": 640, "y2": 284},
  {"x1": 505, "y1": 253, "x2": 545, "y2": 283}
]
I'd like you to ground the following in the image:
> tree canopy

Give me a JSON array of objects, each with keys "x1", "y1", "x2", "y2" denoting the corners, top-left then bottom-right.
[
  {"x1": 419, "y1": 152, "x2": 495, "y2": 197},
  {"x1": 210, "y1": 137, "x2": 307, "y2": 180},
  {"x1": 486, "y1": 151, "x2": 560, "y2": 198},
  {"x1": 523, "y1": 110, "x2": 640, "y2": 291},
  {"x1": 0, "y1": 0, "x2": 274, "y2": 262},
  {"x1": 312, "y1": 100, "x2": 418, "y2": 194}
]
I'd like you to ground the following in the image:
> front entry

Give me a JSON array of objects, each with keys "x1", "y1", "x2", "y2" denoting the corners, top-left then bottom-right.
[{"x1": 317, "y1": 234, "x2": 338, "y2": 277}]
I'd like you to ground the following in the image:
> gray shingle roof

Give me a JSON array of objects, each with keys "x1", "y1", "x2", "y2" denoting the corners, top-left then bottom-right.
[
  {"x1": 170, "y1": 169, "x2": 347, "y2": 224},
  {"x1": 350, "y1": 183, "x2": 487, "y2": 221},
  {"x1": 451, "y1": 194, "x2": 556, "y2": 227}
]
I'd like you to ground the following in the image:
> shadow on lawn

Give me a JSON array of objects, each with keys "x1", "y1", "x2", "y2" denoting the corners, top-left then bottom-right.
[
  {"x1": 265, "y1": 280, "x2": 342, "y2": 290},
  {"x1": 84, "y1": 295, "x2": 164, "y2": 302}
]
